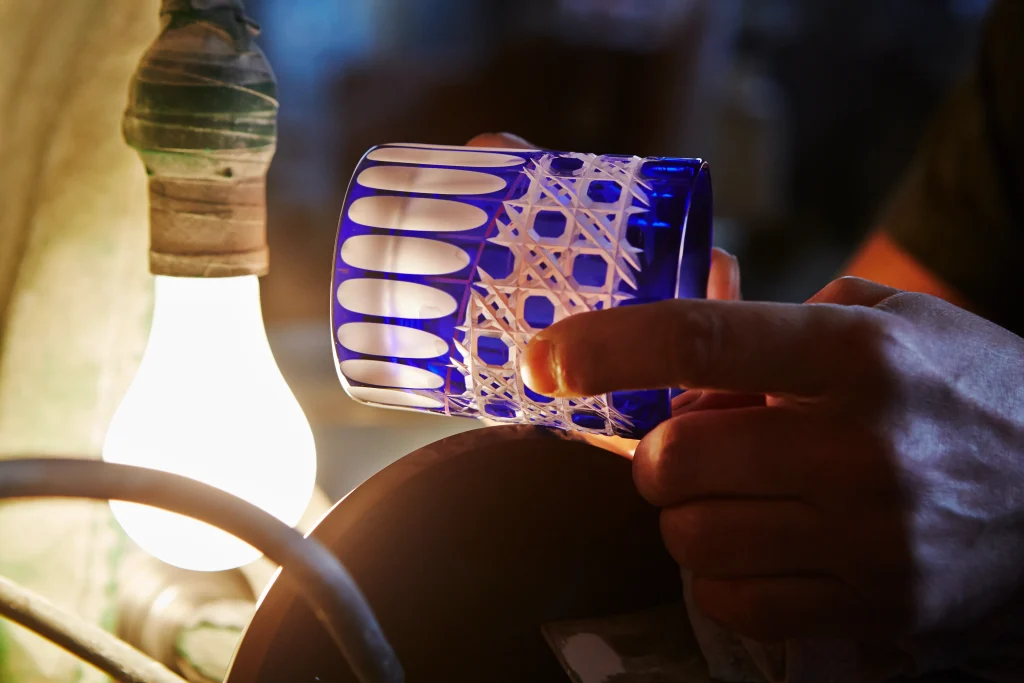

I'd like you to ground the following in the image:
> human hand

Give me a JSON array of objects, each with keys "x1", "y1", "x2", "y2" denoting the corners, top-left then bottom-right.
[{"x1": 521, "y1": 276, "x2": 1024, "y2": 643}]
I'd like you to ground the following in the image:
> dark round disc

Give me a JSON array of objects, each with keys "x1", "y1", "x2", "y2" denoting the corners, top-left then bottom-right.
[{"x1": 226, "y1": 425, "x2": 681, "y2": 683}]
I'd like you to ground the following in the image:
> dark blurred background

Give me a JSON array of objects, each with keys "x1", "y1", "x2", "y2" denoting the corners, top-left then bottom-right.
[
  {"x1": 246, "y1": 0, "x2": 993, "y2": 498},
  {"x1": 251, "y1": 0, "x2": 992, "y2": 323}
]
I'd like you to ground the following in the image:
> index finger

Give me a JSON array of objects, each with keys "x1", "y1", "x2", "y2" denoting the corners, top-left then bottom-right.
[{"x1": 520, "y1": 298, "x2": 874, "y2": 398}]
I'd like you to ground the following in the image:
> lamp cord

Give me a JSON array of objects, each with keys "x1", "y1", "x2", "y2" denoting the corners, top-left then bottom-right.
[
  {"x1": 0, "y1": 458, "x2": 404, "y2": 683},
  {"x1": 0, "y1": 573, "x2": 188, "y2": 683}
]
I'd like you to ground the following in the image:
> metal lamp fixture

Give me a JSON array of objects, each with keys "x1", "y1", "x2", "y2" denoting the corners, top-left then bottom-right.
[{"x1": 102, "y1": 0, "x2": 318, "y2": 572}]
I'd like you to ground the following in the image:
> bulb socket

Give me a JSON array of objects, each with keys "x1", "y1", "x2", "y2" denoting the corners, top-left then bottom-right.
[{"x1": 124, "y1": 0, "x2": 276, "y2": 278}]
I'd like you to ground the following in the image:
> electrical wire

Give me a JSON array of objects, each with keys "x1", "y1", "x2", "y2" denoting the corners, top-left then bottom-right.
[
  {"x1": 0, "y1": 573, "x2": 188, "y2": 683},
  {"x1": 0, "y1": 458, "x2": 404, "y2": 683}
]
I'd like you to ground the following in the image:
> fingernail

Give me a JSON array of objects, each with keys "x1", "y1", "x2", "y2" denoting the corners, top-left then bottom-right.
[
  {"x1": 521, "y1": 338, "x2": 561, "y2": 396},
  {"x1": 671, "y1": 390, "x2": 703, "y2": 414},
  {"x1": 713, "y1": 246, "x2": 739, "y2": 267},
  {"x1": 728, "y1": 253, "x2": 741, "y2": 299}
]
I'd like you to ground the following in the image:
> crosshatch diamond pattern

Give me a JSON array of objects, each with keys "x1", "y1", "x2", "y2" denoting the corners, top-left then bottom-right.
[
  {"x1": 449, "y1": 153, "x2": 652, "y2": 435},
  {"x1": 333, "y1": 143, "x2": 711, "y2": 440}
]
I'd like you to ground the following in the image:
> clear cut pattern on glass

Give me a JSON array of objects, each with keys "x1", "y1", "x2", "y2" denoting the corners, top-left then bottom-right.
[{"x1": 331, "y1": 143, "x2": 713, "y2": 439}]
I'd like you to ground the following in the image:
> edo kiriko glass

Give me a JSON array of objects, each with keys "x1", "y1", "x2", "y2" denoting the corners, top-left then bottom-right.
[{"x1": 331, "y1": 143, "x2": 712, "y2": 439}]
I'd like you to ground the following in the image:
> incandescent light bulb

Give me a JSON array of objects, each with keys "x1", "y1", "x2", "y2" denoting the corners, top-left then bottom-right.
[{"x1": 102, "y1": 275, "x2": 317, "y2": 571}]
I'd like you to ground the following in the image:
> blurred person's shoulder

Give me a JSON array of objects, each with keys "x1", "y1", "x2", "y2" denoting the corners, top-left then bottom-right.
[{"x1": 883, "y1": 0, "x2": 1024, "y2": 336}]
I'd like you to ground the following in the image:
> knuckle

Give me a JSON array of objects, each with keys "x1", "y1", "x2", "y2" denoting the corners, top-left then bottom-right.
[
  {"x1": 822, "y1": 276, "x2": 864, "y2": 302},
  {"x1": 632, "y1": 422, "x2": 686, "y2": 506},
  {"x1": 661, "y1": 507, "x2": 714, "y2": 571},
  {"x1": 873, "y1": 290, "x2": 935, "y2": 314},
  {"x1": 842, "y1": 309, "x2": 890, "y2": 348},
  {"x1": 841, "y1": 310, "x2": 915, "y2": 391},
  {"x1": 812, "y1": 275, "x2": 901, "y2": 305}
]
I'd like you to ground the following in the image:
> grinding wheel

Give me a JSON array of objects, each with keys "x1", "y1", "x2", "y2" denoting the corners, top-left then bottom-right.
[{"x1": 225, "y1": 425, "x2": 684, "y2": 682}]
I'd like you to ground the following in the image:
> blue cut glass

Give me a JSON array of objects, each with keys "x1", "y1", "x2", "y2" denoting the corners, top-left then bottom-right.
[
  {"x1": 523, "y1": 295, "x2": 555, "y2": 329},
  {"x1": 331, "y1": 142, "x2": 713, "y2": 439}
]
